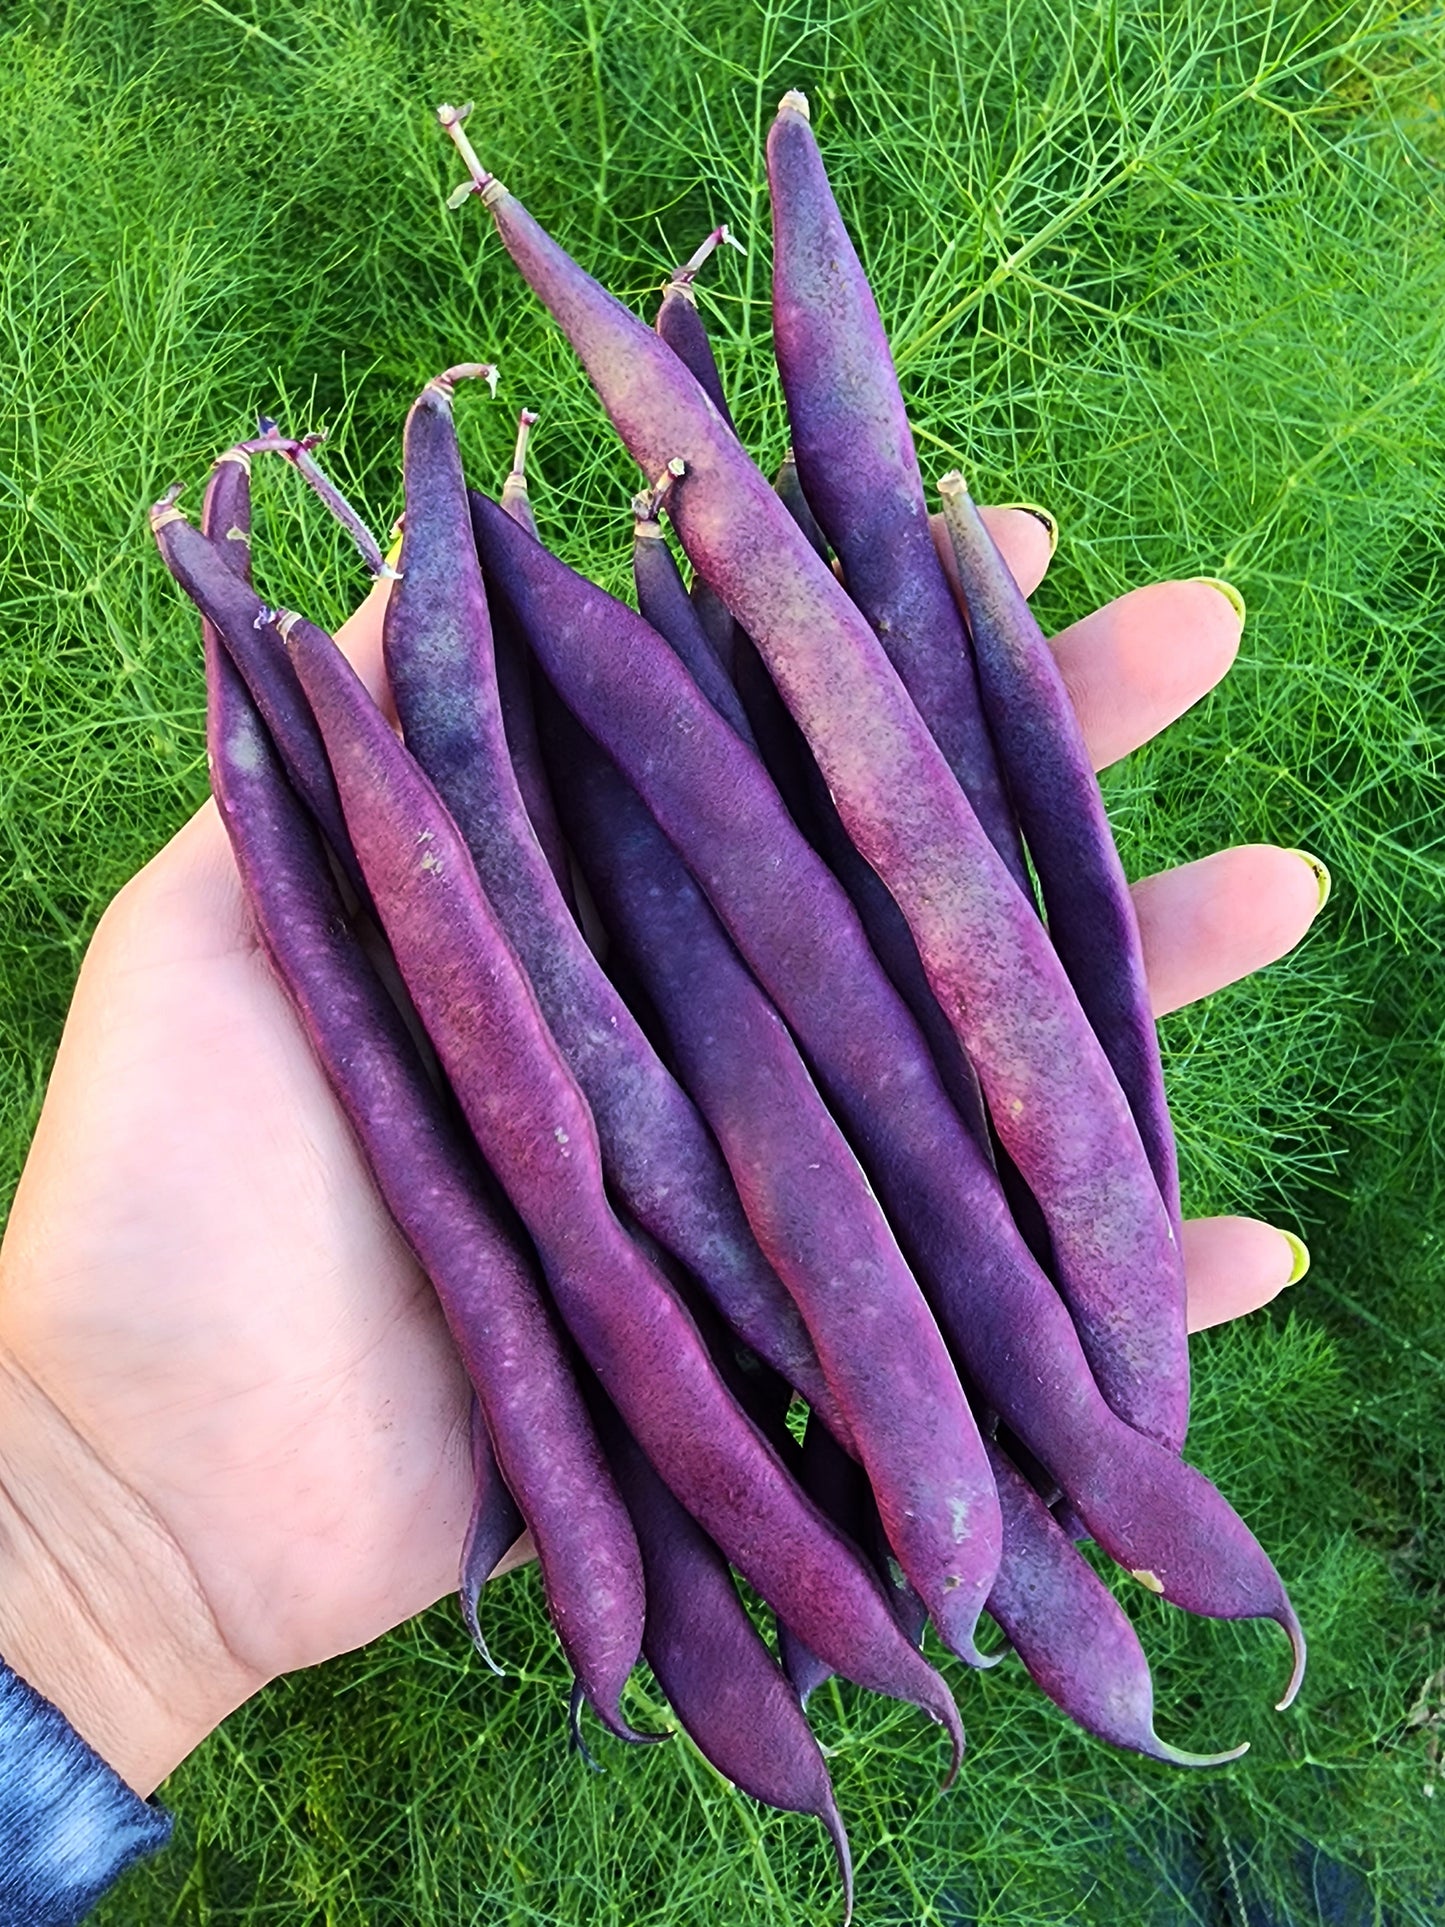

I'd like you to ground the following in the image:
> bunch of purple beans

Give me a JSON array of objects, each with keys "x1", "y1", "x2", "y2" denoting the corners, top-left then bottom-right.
[{"x1": 151, "y1": 92, "x2": 1305, "y2": 1919}]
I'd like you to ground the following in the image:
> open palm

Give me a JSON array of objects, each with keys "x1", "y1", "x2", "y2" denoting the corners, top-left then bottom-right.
[{"x1": 0, "y1": 507, "x2": 1324, "y2": 1794}]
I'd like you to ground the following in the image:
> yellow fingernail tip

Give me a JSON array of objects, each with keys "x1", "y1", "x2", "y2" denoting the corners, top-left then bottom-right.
[
  {"x1": 1285, "y1": 848, "x2": 1331, "y2": 911},
  {"x1": 1192, "y1": 576, "x2": 1246, "y2": 624},
  {"x1": 1279, "y1": 1231, "x2": 1311, "y2": 1287},
  {"x1": 999, "y1": 503, "x2": 1058, "y2": 557}
]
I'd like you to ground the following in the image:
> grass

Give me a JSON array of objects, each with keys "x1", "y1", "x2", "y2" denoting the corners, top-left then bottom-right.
[{"x1": 1, "y1": 0, "x2": 1443, "y2": 1919}]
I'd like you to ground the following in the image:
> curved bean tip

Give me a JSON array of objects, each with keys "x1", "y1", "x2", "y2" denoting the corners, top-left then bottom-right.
[
  {"x1": 1148, "y1": 1733, "x2": 1251, "y2": 1769},
  {"x1": 963, "y1": 1639, "x2": 1004, "y2": 1672},
  {"x1": 933, "y1": 1694, "x2": 966, "y2": 1789},
  {"x1": 818, "y1": 1792, "x2": 855, "y2": 1926},
  {"x1": 212, "y1": 446, "x2": 252, "y2": 474},
  {"x1": 580, "y1": 1687, "x2": 672, "y2": 1751},
  {"x1": 1275, "y1": 1603, "x2": 1307, "y2": 1712},
  {"x1": 778, "y1": 89, "x2": 811, "y2": 120},
  {"x1": 567, "y1": 1680, "x2": 605, "y2": 1773},
  {"x1": 457, "y1": 1584, "x2": 507, "y2": 1678}
]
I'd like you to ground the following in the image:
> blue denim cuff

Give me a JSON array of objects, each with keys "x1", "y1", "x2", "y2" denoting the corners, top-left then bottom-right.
[{"x1": 0, "y1": 1658, "x2": 172, "y2": 1926}]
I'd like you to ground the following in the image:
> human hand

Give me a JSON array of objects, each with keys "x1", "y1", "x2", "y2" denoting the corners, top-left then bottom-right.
[{"x1": 0, "y1": 508, "x2": 1324, "y2": 1797}]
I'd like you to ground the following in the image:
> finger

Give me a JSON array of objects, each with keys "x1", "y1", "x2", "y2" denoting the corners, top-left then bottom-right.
[
  {"x1": 1134, "y1": 845, "x2": 1329, "y2": 1017},
  {"x1": 1051, "y1": 578, "x2": 1244, "y2": 772},
  {"x1": 931, "y1": 505, "x2": 1054, "y2": 602},
  {"x1": 1183, "y1": 1215, "x2": 1310, "y2": 1333}
]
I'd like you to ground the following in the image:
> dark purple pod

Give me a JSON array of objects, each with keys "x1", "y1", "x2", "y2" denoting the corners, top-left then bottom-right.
[
  {"x1": 655, "y1": 224, "x2": 740, "y2": 431},
  {"x1": 767, "y1": 448, "x2": 993, "y2": 1136},
  {"x1": 985, "y1": 1442, "x2": 1248, "y2": 1767},
  {"x1": 766, "y1": 95, "x2": 1030, "y2": 900},
  {"x1": 632, "y1": 478, "x2": 755, "y2": 745},
  {"x1": 282, "y1": 612, "x2": 964, "y2": 1761},
  {"x1": 468, "y1": 494, "x2": 1303, "y2": 1711},
  {"x1": 775, "y1": 1416, "x2": 869, "y2": 1706},
  {"x1": 204, "y1": 620, "x2": 643, "y2": 1742},
  {"x1": 598, "y1": 1399, "x2": 854, "y2": 1922},
  {"x1": 458, "y1": 1396, "x2": 526, "y2": 1674},
  {"x1": 439, "y1": 118, "x2": 1189, "y2": 1459},
  {"x1": 490, "y1": 407, "x2": 576, "y2": 909},
  {"x1": 723, "y1": 460, "x2": 827, "y2": 844},
  {"x1": 654, "y1": 224, "x2": 743, "y2": 674},
  {"x1": 385, "y1": 368, "x2": 844, "y2": 1441},
  {"x1": 200, "y1": 448, "x2": 255, "y2": 582},
  {"x1": 152, "y1": 492, "x2": 362, "y2": 896},
  {"x1": 939, "y1": 474, "x2": 1181, "y2": 1229},
  {"x1": 774, "y1": 447, "x2": 829, "y2": 562},
  {"x1": 545, "y1": 697, "x2": 1003, "y2": 1669}
]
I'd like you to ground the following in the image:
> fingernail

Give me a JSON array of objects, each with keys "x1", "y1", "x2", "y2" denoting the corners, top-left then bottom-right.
[
  {"x1": 1285, "y1": 848, "x2": 1331, "y2": 911},
  {"x1": 1277, "y1": 1230, "x2": 1311, "y2": 1287},
  {"x1": 1192, "y1": 576, "x2": 1246, "y2": 624},
  {"x1": 998, "y1": 503, "x2": 1058, "y2": 557}
]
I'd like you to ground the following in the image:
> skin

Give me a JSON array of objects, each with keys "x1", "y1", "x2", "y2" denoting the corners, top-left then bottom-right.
[{"x1": 0, "y1": 509, "x2": 1323, "y2": 1799}]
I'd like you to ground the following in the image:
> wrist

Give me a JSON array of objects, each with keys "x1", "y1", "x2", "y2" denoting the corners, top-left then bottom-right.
[{"x1": 0, "y1": 1346, "x2": 260, "y2": 1796}]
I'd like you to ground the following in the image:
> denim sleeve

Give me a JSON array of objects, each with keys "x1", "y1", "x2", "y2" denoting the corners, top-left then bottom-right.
[{"x1": 0, "y1": 1658, "x2": 172, "y2": 1926}]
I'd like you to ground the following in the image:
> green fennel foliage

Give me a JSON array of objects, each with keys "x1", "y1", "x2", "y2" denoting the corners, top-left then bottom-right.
[{"x1": 1, "y1": 0, "x2": 1443, "y2": 1920}]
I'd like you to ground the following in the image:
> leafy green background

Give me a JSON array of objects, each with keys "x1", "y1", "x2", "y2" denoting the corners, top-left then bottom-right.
[{"x1": 2, "y1": 0, "x2": 1443, "y2": 1919}]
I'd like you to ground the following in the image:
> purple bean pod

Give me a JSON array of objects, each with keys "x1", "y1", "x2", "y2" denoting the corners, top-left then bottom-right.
[
  {"x1": 633, "y1": 476, "x2": 756, "y2": 745},
  {"x1": 545, "y1": 695, "x2": 1002, "y2": 1667},
  {"x1": 985, "y1": 1441, "x2": 1248, "y2": 1766},
  {"x1": 281, "y1": 611, "x2": 965, "y2": 1760},
  {"x1": 199, "y1": 449, "x2": 256, "y2": 583},
  {"x1": 763, "y1": 448, "x2": 991, "y2": 1134},
  {"x1": 489, "y1": 407, "x2": 578, "y2": 909},
  {"x1": 766, "y1": 94, "x2": 1030, "y2": 899},
  {"x1": 457, "y1": 1394, "x2": 527, "y2": 1674},
  {"x1": 152, "y1": 492, "x2": 362, "y2": 897},
  {"x1": 386, "y1": 368, "x2": 843, "y2": 1439},
  {"x1": 774, "y1": 1416, "x2": 871, "y2": 1706},
  {"x1": 939, "y1": 473, "x2": 1181, "y2": 1228},
  {"x1": 597, "y1": 1398, "x2": 854, "y2": 1922},
  {"x1": 468, "y1": 494, "x2": 1303, "y2": 1710},
  {"x1": 774, "y1": 447, "x2": 830, "y2": 562},
  {"x1": 655, "y1": 225, "x2": 740, "y2": 430},
  {"x1": 654, "y1": 224, "x2": 742, "y2": 673}
]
